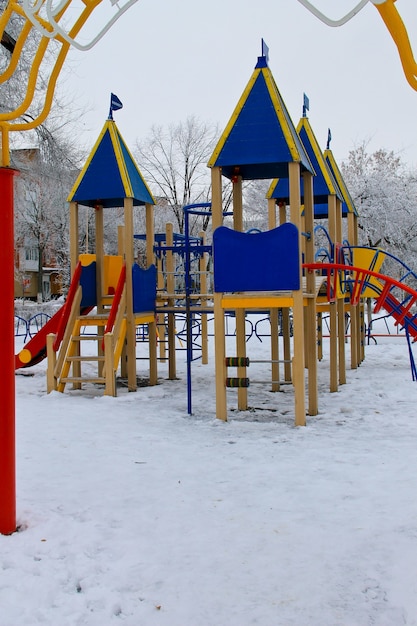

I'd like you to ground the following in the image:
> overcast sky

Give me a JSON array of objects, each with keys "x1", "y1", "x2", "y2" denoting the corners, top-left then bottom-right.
[{"x1": 61, "y1": 0, "x2": 417, "y2": 168}]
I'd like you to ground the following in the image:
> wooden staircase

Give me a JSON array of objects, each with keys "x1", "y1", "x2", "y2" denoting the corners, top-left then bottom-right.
[
  {"x1": 47, "y1": 283, "x2": 128, "y2": 396},
  {"x1": 56, "y1": 314, "x2": 109, "y2": 390}
]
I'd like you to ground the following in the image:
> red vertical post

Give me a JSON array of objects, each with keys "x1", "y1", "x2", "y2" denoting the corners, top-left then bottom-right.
[{"x1": 0, "y1": 166, "x2": 18, "y2": 535}]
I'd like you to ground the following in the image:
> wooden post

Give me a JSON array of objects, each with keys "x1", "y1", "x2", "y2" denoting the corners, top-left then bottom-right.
[
  {"x1": 117, "y1": 224, "x2": 125, "y2": 257},
  {"x1": 211, "y1": 167, "x2": 227, "y2": 420},
  {"x1": 157, "y1": 250, "x2": 166, "y2": 364},
  {"x1": 104, "y1": 332, "x2": 116, "y2": 396},
  {"x1": 328, "y1": 194, "x2": 338, "y2": 392},
  {"x1": 124, "y1": 197, "x2": 137, "y2": 392},
  {"x1": 69, "y1": 201, "x2": 79, "y2": 276},
  {"x1": 233, "y1": 175, "x2": 243, "y2": 231},
  {"x1": 289, "y1": 162, "x2": 306, "y2": 427},
  {"x1": 118, "y1": 225, "x2": 128, "y2": 379},
  {"x1": 268, "y1": 198, "x2": 276, "y2": 228},
  {"x1": 166, "y1": 222, "x2": 176, "y2": 380},
  {"x1": 211, "y1": 167, "x2": 223, "y2": 230},
  {"x1": 69, "y1": 200, "x2": 82, "y2": 388},
  {"x1": 317, "y1": 312, "x2": 323, "y2": 361},
  {"x1": 278, "y1": 204, "x2": 292, "y2": 382},
  {"x1": 268, "y1": 199, "x2": 280, "y2": 392},
  {"x1": 94, "y1": 204, "x2": 104, "y2": 382},
  {"x1": 347, "y1": 211, "x2": 358, "y2": 369},
  {"x1": 199, "y1": 231, "x2": 209, "y2": 365},
  {"x1": 303, "y1": 171, "x2": 318, "y2": 416},
  {"x1": 214, "y1": 292, "x2": 227, "y2": 421},
  {"x1": 233, "y1": 175, "x2": 247, "y2": 410},
  {"x1": 336, "y1": 198, "x2": 346, "y2": 385},
  {"x1": 146, "y1": 203, "x2": 157, "y2": 386},
  {"x1": 95, "y1": 204, "x2": 104, "y2": 312},
  {"x1": 236, "y1": 310, "x2": 247, "y2": 410},
  {"x1": 46, "y1": 333, "x2": 57, "y2": 393}
]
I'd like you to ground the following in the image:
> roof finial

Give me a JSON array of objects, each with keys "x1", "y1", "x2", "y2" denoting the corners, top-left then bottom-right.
[
  {"x1": 261, "y1": 38, "x2": 269, "y2": 64},
  {"x1": 326, "y1": 128, "x2": 332, "y2": 150},
  {"x1": 302, "y1": 93, "x2": 309, "y2": 117},
  {"x1": 108, "y1": 93, "x2": 123, "y2": 120}
]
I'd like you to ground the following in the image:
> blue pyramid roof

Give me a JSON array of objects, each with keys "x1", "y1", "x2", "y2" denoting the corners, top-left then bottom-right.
[
  {"x1": 68, "y1": 120, "x2": 155, "y2": 208},
  {"x1": 208, "y1": 56, "x2": 314, "y2": 180},
  {"x1": 268, "y1": 116, "x2": 344, "y2": 216}
]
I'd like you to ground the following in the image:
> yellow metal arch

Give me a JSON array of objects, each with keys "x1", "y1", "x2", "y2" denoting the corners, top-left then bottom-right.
[
  {"x1": 0, "y1": 0, "x2": 137, "y2": 166},
  {"x1": 373, "y1": 0, "x2": 417, "y2": 90}
]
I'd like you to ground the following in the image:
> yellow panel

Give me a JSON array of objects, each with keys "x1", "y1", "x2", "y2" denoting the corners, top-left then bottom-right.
[
  {"x1": 134, "y1": 313, "x2": 155, "y2": 325},
  {"x1": 221, "y1": 295, "x2": 294, "y2": 309},
  {"x1": 79, "y1": 253, "x2": 96, "y2": 266},
  {"x1": 103, "y1": 255, "x2": 123, "y2": 294},
  {"x1": 352, "y1": 248, "x2": 385, "y2": 297}
]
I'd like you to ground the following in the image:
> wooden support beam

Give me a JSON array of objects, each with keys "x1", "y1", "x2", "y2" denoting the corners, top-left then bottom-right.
[
  {"x1": 303, "y1": 171, "x2": 318, "y2": 416},
  {"x1": 289, "y1": 161, "x2": 306, "y2": 427},
  {"x1": 124, "y1": 197, "x2": 136, "y2": 392}
]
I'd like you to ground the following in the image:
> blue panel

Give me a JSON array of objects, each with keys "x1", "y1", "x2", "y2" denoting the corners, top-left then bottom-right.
[
  {"x1": 132, "y1": 264, "x2": 157, "y2": 313},
  {"x1": 80, "y1": 262, "x2": 97, "y2": 307},
  {"x1": 213, "y1": 224, "x2": 300, "y2": 293}
]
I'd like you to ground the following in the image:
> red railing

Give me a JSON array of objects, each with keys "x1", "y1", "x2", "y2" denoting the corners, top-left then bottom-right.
[
  {"x1": 102, "y1": 263, "x2": 126, "y2": 349},
  {"x1": 304, "y1": 262, "x2": 417, "y2": 337}
]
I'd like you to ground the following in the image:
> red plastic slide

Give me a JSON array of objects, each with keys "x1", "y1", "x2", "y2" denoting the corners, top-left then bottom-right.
[{"x1": 15, "y1": 305, "x2": 65, "y2": 369}]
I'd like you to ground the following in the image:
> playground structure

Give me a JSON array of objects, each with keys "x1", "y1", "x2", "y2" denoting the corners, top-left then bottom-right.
[
  {"x1": 13, "y1": 45, "x2": 417, "y2": 420},
  {"x1": 2, "y1": 0, "x2": 417, "y2": 536},
  {"x1": 16, "y1": 117, "x2": 159, "y2": 395}
]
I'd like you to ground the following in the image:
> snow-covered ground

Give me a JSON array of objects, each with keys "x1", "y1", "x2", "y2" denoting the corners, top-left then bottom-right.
[{"x1": 2, "y1": 315, "x2": 417, "y2": 625}]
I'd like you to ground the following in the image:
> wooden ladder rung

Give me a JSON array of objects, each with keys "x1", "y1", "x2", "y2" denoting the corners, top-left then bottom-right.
[
  {"x1": 66, "y1": 356, "x2": 105, "y2": 362},
  {"x1": 59, "y1": 377, "x2": 105, "y2": 384}
]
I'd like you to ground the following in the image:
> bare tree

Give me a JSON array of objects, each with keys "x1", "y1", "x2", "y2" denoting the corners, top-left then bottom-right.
[
  {"x1": 135, "y1": 116, "x2": 230, "y2": 235},
  {"x1": 242, "y1": 179, "x2": 272, "y2": 231}
]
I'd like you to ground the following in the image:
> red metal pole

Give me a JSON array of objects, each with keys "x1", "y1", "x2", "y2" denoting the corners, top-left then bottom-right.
[{"x1": 0, "y1": 166, "x2": 18, "y2": 535}]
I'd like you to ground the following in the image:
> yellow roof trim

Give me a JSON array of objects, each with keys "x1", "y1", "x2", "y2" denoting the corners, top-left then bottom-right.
[
  {"x1": 296, "y1": 118, "x2": 338, "y2": 194},
  {"x1": 266, "y1": 178, "x2": 279, "y2": 199},
  {"x1": 324, "y1": 149, "x2": 357, "y2": 215},
  {"x1": 115, "y1": 129, "x2": 155, "y2": 203},
  {"x1": 108, "y1": 121, "x2": 133, "y2": 197}
]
